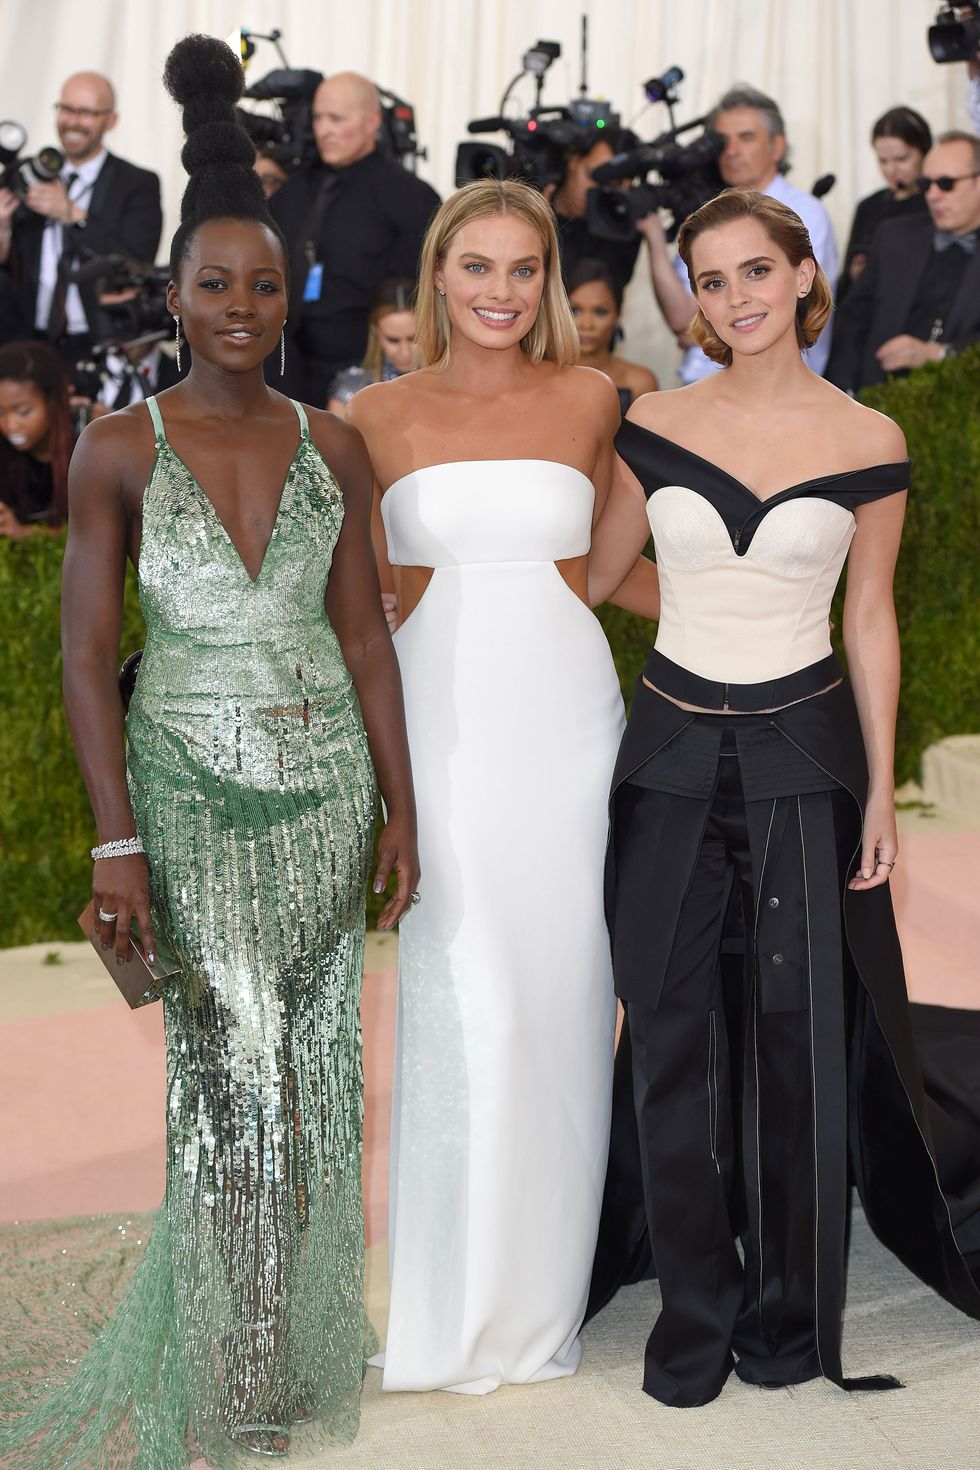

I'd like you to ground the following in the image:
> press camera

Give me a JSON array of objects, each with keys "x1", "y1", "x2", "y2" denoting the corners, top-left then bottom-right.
[
  {"x1": 928, "y1": 3, "x2": 980, "y2": 62},
  {"x1": 455, "y1": 38, "x2": 624, "y2": 191},
  {"x1": 0, "y1": 121, "x2": 63, "y2": 198},
  {"x1": 587, "y1": 68, "x2": 724, "y2": 243},
  {"x1": 230, "y1": 26, "x2": 426, "y2": 171}
]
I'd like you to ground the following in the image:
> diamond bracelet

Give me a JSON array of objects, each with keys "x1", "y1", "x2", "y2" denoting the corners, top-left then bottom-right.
[{"x1": 91, "y1": 836, "x2": 145, "y2": 861}]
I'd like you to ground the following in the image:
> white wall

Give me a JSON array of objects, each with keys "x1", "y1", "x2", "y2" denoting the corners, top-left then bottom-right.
[{"x1": 1, "y1": 0, "x2": 973, "y2": 381}]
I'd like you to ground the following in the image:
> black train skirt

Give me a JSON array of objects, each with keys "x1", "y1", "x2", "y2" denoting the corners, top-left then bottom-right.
[{"x1": 588, "y1": 676, "x2": 980, "y2": 1391}]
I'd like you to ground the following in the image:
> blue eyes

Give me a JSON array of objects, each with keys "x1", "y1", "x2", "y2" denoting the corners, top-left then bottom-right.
[
  {"x1": 703, "y1": 265, "x2": 771, "y2": 291},
  {"x1": 464, "y1": 263, "x2": 535, "y2": 278}
]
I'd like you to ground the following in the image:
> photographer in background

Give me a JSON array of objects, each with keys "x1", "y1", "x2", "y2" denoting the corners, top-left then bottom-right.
[
  {"x1": 547, "y1": 131, "x2": 644, "y2": 290},
  {"x1": 641, "y1": 83, "x2": 839, "y2": 382},
  {"x1": 0, "y1": 340, "x2": 73, "y2": 539},
  {"x1": 269, "y1": 71, "x2": 439, "y2": 404},
  {"x1": 0, "y1": 73, "x2": 162, "y2": 360},
  {"x1": 827, "y1": 130, "x2": 980, "y2": 393}
]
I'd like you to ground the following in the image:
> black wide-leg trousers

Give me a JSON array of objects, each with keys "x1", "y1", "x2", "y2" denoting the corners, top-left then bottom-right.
[{"x1": 614, "y1": 726, "x2": 853, "y2": 1405}]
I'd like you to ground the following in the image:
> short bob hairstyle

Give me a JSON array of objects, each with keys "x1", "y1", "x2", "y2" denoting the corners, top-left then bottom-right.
[
  {"x1": 415, "y1": 178, "x2": 579, "y2": 369},
  {"x1": 676, "y1": 189, "x2": 833, "y2": 366}
]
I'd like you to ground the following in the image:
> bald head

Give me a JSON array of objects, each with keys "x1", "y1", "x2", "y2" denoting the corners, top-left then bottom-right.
[
  {"x1": 312, "y1": 72, "x2": 382, "y2": 169},
  {"x1": 56, "y1": 72, "x2": 117, "y2": 163}
]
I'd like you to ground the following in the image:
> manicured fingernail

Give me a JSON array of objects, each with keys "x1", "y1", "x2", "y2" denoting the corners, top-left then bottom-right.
[
  {"x1": 862, "y1": 868, "x2": 872, "y2": 879},
  {"x1": 147, "y1": 951, "x2": 156, "y2": 965},
  {"x1": 373, "y1": 880, "x2": 383, "y2": 893}
]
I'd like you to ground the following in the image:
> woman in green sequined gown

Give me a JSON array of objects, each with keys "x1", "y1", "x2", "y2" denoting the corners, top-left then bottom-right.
[{"x1": 0, "y1": 36, "x2": 418, "y2": 1469}]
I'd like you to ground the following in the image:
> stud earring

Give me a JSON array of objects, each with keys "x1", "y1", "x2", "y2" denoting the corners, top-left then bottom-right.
[
  {"x1": 174, "y1": 314, "x2": 182, "y2": 373},
  {"x1": 437, "y1": 287, "x2": 446, "y2": 296},
  {"x1": 280, "y1": 322, "x2": 286, "y2": 376}
]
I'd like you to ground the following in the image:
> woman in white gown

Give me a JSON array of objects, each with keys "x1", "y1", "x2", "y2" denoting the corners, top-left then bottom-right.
[{"x1": 349, "y1": 180, "x2": 654, "y2": 1394}]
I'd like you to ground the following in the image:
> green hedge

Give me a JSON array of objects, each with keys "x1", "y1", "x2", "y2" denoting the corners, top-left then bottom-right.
[{"x1": 1, "y1": 352, "x2": 977, "y2": 946}]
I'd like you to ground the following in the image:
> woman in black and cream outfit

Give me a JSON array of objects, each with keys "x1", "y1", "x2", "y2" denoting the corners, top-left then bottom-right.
[{"x1": 586, "y1": 188, "x2": 980, "y2": 1407}]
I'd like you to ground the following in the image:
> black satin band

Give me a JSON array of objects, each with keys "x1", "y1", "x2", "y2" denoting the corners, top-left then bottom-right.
[{"x1": 642, "y1": 650, "x2": 844, "y2": 712}]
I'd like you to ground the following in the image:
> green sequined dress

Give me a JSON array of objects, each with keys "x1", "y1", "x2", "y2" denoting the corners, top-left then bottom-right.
[{"x1": 0, "y1": 396, "x2": 377, "y2": 1467}]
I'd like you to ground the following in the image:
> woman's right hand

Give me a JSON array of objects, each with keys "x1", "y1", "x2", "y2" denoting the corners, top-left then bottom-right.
[
  {"x1": 381, "y1": 591, "x2": 398, "y2": 634},
  {"x1": 93, "y1": 854, "x2": 156, "y2": 964}
]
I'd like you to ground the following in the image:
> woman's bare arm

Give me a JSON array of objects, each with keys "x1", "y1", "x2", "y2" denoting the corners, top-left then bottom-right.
[
  {"x1": 310, "y1": 410, "x2": 419, "y2": 930},
  {"x1": 588, "y1": 451, "x2": 653, "y2": 608},
  {"x1": 62, "y1": 415, "x2": 156, "y2": 961},
  {"x1": 843, "y1": 487, "x2": 907, "y2": 889}
]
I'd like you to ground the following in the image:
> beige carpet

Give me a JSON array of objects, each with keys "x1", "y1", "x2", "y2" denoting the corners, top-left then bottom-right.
[{"x1": 274, "y1": 1212, "x2": 979, "y2": 1470}]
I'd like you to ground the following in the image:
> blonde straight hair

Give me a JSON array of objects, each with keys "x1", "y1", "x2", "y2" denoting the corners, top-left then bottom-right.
[{"x1": 415, "y1": 179, "x2": 579, "y2": 369}]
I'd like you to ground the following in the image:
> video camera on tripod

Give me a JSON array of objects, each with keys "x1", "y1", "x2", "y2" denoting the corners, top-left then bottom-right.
[
  {"x1": 587, "y1": 68, "x2": 724, "y2": 243},
  {"x1": 456, "y1": 38, "x2": 623, "y2": 191},
  {"x1": 229, "y1": 26, "x2": 427, "y2": 172}
]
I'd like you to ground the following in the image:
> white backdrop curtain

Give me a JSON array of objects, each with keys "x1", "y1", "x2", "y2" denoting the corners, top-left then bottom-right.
[{"x1": 0, "y1": 0, "x2": 972, "y2": 380}]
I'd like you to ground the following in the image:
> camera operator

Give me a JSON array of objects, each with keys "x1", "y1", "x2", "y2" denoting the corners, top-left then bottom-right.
[
  {"x1": 827, "y1": 131, "x2": 980, "y2": 393},
  {"x1": 547, "y1": 131, "x2": 644, "y2": 290},
  {"x1": 641, "y1": 83, "x2": 839, "y2": 382},
  {"x1": 0, "y1": 73, "x2": 162, "y2": 361},
  {"x1": 268, "y1": 71, "x2": 440, "y2": 404}
]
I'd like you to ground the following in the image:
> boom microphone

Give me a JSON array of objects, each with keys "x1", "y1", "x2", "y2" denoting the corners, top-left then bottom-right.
[{"x1": 467, "y1": 116, "x2": 511, "y2": 134}]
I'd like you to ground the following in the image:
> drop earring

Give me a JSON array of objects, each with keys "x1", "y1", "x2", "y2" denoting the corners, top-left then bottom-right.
[
  {"x1": 174, "y1": 315, "x2": 182, "y2": 373},
  {"x1": 280, "y1": 322, "x2": 286, "y2": 376}
]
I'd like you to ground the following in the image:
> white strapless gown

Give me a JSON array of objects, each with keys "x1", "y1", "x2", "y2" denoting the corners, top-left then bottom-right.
[{"x1": 378, "y1": 460, "x2": 624, "y2": 1393}]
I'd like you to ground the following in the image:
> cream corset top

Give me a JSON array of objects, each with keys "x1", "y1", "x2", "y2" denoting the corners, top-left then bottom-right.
[{"x1": 615, "y1": 419, "x2": 910, "y2": 686}]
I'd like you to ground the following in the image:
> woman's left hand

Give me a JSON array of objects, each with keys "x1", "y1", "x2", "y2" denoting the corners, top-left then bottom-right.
[
  {"x1": 848, "y1": 788, "x2": 899, "y2": 890},
  {"x1": 372, "y1": 813, "x2": 420, "y2": 931}
]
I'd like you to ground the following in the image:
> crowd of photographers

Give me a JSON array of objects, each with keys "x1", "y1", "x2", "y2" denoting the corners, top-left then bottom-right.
[{"x1": 1, "y1": 29, "x2": 979, "y2": 542}]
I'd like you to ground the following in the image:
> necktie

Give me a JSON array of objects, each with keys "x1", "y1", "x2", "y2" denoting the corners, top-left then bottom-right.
[
  {"x1": 933, "y1": 229, "x2": 977, "y2": 255},
  {"x1": 45, "y1": 171, "x2": 78, "y2": 342}
]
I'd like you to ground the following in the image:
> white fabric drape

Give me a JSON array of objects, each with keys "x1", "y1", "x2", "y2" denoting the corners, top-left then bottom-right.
[{"x1": 1, "y1": 0, "x2": 972, "y2": 380}]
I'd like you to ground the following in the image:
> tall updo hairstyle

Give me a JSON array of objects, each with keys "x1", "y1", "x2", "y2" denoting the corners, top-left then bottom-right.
[
  {"x1": 163, "y1": 34, "x2": 289, "y2": 309},
  {"x1": 676, "y1": 189, "x2": 833, "y2": 366}
]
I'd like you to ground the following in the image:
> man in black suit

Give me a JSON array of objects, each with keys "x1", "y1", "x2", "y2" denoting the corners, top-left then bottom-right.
[
  {"x1": 269, "y1": 71, "x2": 439, "y2": 405},
  {"x1": 827, "y1": 131, "x2": 980, "y2": 393},
  {"x1": 0, "y1": 72, "x2": 162, "y2": 363}
]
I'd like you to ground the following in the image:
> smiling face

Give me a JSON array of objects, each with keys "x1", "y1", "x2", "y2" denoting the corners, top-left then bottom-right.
[
  {"x1": 0, "y1": 378, "x2": 51, "y2": 456},
  {"x1": 167, "y1": 218, "x2": 289, "y2": 373},
  {"x1": 714, "y1": 107, "x2": 785, "y2": 191},
  {"x1": 873, "y1": 136, "x2": 925, "y2": 198},
  {"x1": 434, "y1": 213, "x2": 546, "y2": 353},
  {"x1": 55, "y1": 73, "x2": 116, "y2": 165},
  {"x1": 690, "y1": 216, "x2": 815, "y2": 361},
  {"x1": 569, "y1": 278, "x2": 619, "y2": 356},
  {"x1": 375, "y1": 308, "x2": 416, "y2": 374}
]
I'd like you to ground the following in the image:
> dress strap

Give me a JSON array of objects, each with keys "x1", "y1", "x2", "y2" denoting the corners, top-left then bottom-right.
[
  {"x1": 291, "y1": 400, "x2": 310, "y2": 437},
  {"x1": 145, "y1": 395, "x2": 166, "y2": 444}
]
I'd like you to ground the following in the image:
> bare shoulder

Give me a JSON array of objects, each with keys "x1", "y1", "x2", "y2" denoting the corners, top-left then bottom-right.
[
  {"x1": 349, "y1": 371, "x2": 421, "y2": 418},
  {"x1": 813, "y1": 379, "x2": 908, "y2": 465},
  {"x1": 624, "y1": 380, "x2": 703, "y2": 436},
  {"x1": 69, "y1": 402, "x2": 158, "y2": 499},
  {"x1": 303, "y1": 404, "x2": 371, "y2": 486},
  {"x1": 621, "y1": 360, "x2": 659, "y2": 397},
  {"x1": 555, "y1": 363, "x2": 621, "y2": 429}
]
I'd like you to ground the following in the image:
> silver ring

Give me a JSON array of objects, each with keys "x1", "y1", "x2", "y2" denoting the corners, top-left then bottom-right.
[
  {"x1": 410, "y1": 891, "x2": 421, "y2": 906},
  {"x1": 98, "y1": 908, "x2": 119, "y2": 922},
  {"x1": 881, "y1": 860, "x2": 896, "y2": 869}
]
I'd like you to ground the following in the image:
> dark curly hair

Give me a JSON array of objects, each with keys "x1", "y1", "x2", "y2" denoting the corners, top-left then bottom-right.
[
  {"x1": 0, "y1": 341, "x2": 73, "y2": 527},
  {"x1": 164, "y1": 34, "x2": 288, "y2": 284}
]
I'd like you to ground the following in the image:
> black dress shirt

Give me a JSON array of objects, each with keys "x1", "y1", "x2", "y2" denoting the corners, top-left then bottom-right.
[
  {"x1": 269, "y1": 150, "x2": 440, "y2": 403},
  {"x1": 838, "y1": 188, "x2": 928, "y2": 305},
  {"x1": 905, "y1": 235, "x2": 974, "y2": 343}
]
